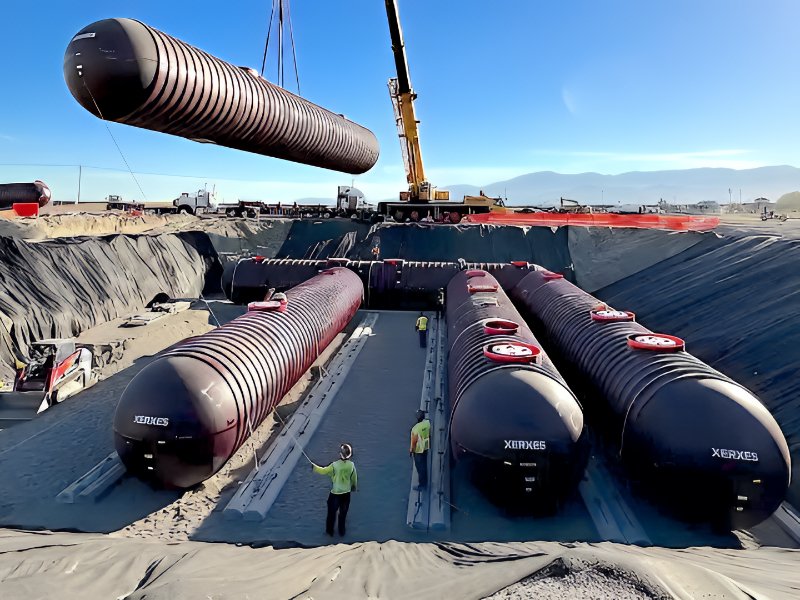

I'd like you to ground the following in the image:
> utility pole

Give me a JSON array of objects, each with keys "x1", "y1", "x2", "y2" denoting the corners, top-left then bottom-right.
[{"x1": 76, "y1": 165, "x2": 82, "y2": 204}]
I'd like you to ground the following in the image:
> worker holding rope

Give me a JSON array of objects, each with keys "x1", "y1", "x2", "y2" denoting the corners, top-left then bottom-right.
[{"x1": 312, "y1": 443, "x2": 358, "y2": 537}]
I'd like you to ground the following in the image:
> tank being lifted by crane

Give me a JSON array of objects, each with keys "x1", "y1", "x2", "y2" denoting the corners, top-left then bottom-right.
[{"x1": 379, "y1": 1, "x2": 507, "y2": 223}]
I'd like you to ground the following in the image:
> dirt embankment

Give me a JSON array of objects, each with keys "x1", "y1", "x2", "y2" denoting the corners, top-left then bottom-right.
[{"x1": 0, "y1": 234, "x2": 209, "y2": 382}]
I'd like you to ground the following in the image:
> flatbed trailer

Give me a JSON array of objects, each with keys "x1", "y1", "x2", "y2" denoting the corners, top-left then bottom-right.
[
  {"x1": 217, "y1": 201, "x2": 336, "y2": 219},
  {"x1": 106, "y1": 200, "x2": 144, "y2": 213},
  {"x1": 377, "y1": 201, "x2": 491, "y2": 223}
]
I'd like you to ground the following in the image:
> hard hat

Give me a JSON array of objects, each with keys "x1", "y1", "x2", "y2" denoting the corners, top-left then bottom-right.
[
  {"x1": 339, "y1": 443, "x2": 353, "y2": 460},
  {"x1": 272, "y1": 292, "x2": 288, "y2": 302}
]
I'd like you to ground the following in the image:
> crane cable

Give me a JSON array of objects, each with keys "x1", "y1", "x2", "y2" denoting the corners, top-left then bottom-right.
[
  {"x1": 80, "y1": 78, "x2": 148, "y2": 203},
  {"x1": 259, "y1": 0, "x2": 301, "y2": 95}
]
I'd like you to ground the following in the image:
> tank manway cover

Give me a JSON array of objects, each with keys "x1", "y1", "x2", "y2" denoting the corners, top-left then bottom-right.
[
  {"x1": 483, "y1": 342, "x2": 541, "y2": 364},
  {"x1": 591, "y1": 309, "x2": 635, "y2": 322},
  {"x1": 627, "y1": 333, "x2": 685, "y2": 352},
  {"x1": 248, "y1": 300, "x2": 287, "y2": 312},
  {"x1": 542, "y1": 271, "x2": 564, "y2": 280},
  {"x1": 466, "y1": 269, "x2": 488, "y2": 278},
  {"x1": 468, "y1": 283, "x2": 499, "y2": 294},
  {"x1": 483, "y1": 319, "x2": 520, "y2": 335}
]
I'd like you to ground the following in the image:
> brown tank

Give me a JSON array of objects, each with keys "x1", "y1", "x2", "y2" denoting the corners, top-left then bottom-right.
[
  {"x1": 63, "y1": 19, "x2": 380, "y2": 174},
  {"x1": 114, "y1": 267, "x2": 363, "y2": 488}
]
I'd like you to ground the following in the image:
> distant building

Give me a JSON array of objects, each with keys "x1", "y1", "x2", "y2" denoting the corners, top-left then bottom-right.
[
  {"x1": 660, "y1": 199, "x2": 720, "y2": 215},
  {"x1": 739, "y1": 198, "x2": 776, "y2": 214}
]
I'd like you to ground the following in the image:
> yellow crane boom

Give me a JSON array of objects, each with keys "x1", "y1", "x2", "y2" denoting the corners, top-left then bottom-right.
[{"x1": 384, "y1": 0, "x2": 447, "y2": 202}]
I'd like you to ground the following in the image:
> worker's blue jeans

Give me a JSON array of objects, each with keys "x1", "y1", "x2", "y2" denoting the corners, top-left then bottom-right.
[
  {"x1": 418, "y1": 329, "x2": 427, "y2": 347},
  {"x1": 414, "y1": 451, "x2": 428, "y2": 487}
]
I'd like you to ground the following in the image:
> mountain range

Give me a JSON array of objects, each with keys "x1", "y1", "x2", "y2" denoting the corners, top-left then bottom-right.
[{"x1": 444, "y1": 165, "x2": 800, "y2": 206}]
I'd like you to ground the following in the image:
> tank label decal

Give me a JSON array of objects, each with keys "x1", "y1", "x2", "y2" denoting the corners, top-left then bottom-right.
[
  {"x1": 712, "y1": 448, "x2": 758, "y2": 461},
  {"x1": 504, "y1": 440, "x2": 546, "y2": 450},
  {"x1": 134, "y1": 415, "x2": 170, "y2": 427},
  {"x1": 72, "y1": 32, "x2": 96, "y2": 42}
]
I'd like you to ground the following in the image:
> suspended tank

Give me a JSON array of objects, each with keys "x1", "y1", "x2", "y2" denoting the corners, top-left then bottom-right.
[
  {"x1": 64, "y1": 19, "x2": 379, "y2": 174},
  {"x1": 0, "y1": 181, "x2": 51, "y2": 209}
]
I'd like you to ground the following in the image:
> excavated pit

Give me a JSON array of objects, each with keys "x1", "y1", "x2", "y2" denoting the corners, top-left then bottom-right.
[{"x1": 0, "y1": 213, "x2": 798, "y2": 598}]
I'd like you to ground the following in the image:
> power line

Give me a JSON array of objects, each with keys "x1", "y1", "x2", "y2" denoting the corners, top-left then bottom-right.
[{"x1": 0, "y1": 162, "x2": 297, "y2": 183}]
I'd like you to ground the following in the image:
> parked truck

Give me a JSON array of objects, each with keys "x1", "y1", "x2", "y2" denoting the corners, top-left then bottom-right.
[
  {"x1": 336, "y1": 185, "x2": 374, "y2": 218},
  {"x1": 105, "y1": 194, "x2": 144, "y2": 212},
  {"x1": 215, "y1": 199, "x2": 266, "y2": 218},
  {"x1": 171, "y1": 189, "x2": 216, "y2": 215},
  {"x1": 105, "y1": 190, "x2": 216, "y2": 215}
]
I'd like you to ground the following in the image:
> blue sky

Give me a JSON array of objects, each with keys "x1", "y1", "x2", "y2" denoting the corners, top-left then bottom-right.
[{"x1": 0, "y1": 0, "x2": 798, "y2": 202}]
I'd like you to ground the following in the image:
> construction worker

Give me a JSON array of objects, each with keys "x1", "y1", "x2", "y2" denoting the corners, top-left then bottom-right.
[
  {"x1": 312, "y1": 443, "x2": 358, "y2": 536},
  {"x1": 415, "y1": 311, "x2": 429, "y2": 348},
  {"x1": 410, "y1": 410, "x2": 431, "y2": 489}
]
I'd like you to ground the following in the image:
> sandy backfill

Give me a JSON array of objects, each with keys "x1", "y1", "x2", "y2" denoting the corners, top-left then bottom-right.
[{"x1": 1, "y1": 212, "x2": 800, "y2": 598}]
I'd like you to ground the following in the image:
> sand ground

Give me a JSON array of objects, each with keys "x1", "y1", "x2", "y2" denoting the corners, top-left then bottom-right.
[{"x1": 1, "y1": 212, "x2": 800, "y2": 598}]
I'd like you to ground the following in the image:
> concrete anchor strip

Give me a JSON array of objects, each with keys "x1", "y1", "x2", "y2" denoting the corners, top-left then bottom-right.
[
  {"x1": 579, "y1": 454, "x2": 651, "y2": 545},
  {"x1": 428, "y1": 317, "x2": 450, "y2": 531},
  {"x1": 223, "y1": 313, "x2": 379, "y2": 521},
  {"x1": 407, "y1": 317, "x2": 450, "y2": 530},
  {"x1": 56, "y1": 452, "x2": 126, "y2": 503},
  {"x1": 773, "y1": 502, "x2": 800, "y2": 544}
]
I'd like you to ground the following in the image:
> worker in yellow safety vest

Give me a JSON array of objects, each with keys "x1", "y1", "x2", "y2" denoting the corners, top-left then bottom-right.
[
  {"x1": 312, "y1": 443, "x2": 358, "y2": 536},
  {"x1": 409, "y1": 410, "x2": 431, "y2": 489},
  {"x1": 415, "y1": 312, "x2": 429, "y2": 348}
]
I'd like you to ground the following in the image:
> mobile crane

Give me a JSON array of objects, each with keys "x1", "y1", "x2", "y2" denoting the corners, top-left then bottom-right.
[{"x1": 379, "y1": 0, "x2": 507, "y2": 223}]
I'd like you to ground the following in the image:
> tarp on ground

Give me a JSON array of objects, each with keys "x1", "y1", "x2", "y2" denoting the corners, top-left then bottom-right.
[
  {"x1": 568, "y1": 227, "x2": 714, "y2": 293},
  {"x1": 0, "y1": 530, "x2": 797, "y2": 600},
  {"x1": 241, "y1": 220, "x2": 717, "y2": 292},
  {"x1": 349, "y1": 224, "x2": 573, "y2": 273},
  {"x1": 276, "y1": 220, "x2": 371, "y2": 259},
  {"x1": 597, "y1": 230, "x2": 800, "y2": 506},
  {"x1": 0, "y1": 233, "x2": 210, "y2": 382},
  {"x1": 202, "y1": 219, "x2": 294, "y2": 263}
]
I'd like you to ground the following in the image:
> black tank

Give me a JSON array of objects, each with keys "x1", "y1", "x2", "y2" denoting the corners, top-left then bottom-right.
[
  {"x1": 64, "y1": 19, "x2": 379, "y2": 174},
  {"x1": 511, "y1": 269, "x2": 791, "y2": 528},
  {"x1": 0, "y1": 181, "x2": 51, "y2": 209},
  {"x1": 224, "y1": 257, "x2": 540, "y2": 309},
  {"x1": 446, "y1": 269, "x2": 588, "y2": 508}
]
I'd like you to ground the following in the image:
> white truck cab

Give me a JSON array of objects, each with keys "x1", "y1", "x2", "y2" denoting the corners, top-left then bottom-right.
[{"x1": 173, "y1": 189, "x2": 216, "y2": 215}]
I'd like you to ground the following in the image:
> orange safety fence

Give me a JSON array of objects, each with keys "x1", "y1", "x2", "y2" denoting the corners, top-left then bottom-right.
[{"x1": 463, "y1": 211, "x2": 720, "y2": 232}]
